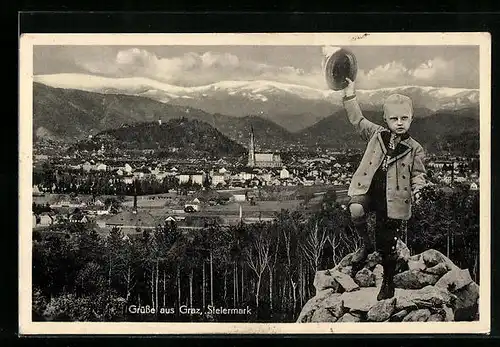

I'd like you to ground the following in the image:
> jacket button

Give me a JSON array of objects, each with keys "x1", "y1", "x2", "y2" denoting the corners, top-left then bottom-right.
[
  {"x1": 363, "y1": 172, "x2": 367, "y2": 175},
  {"x1": 402, "y1": 163, "x2": 405, "y2": 167},
  {"x1": 404, "y1": 187, "x2": 408, "y2": 191},
  {"x1": 402, "y1": 175, "x2": 406, "y2": 179},
  {"x1": 405, "y1": 199, "x2": 409, "y2": 204},
  {"x1": 358, "y1": 182, "x2": 361, "y2": 186},
  {"x1": 369, "y1": 162, "x2": 372, "y2": 165}
]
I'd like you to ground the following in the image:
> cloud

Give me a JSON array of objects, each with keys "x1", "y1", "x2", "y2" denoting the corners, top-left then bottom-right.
[
  {"x1": 74, "y1": 47, "x2": 478, "y2": 90},
  {"x1": 75, "y1": 48, "x2": 325, "y2": 88},
  {"x1": 355, "y1": 57, "x2": 477, "y2": 89}
]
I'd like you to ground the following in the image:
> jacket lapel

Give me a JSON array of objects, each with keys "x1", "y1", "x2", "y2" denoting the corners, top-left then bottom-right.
[
  {"x1": 377, "y1": 131, "x2": 389, "y2": 154},
  {"x1": 387, "y1": 138, "x2": 412, "y2": 165},
  {"x1": 377, "y1": 129, "x2": 413, "y2": 165}
]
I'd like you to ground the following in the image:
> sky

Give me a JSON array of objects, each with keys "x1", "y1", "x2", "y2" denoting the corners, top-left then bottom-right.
[{"x1": 33, "y1": 45, "x2": 479, "y2": 90}]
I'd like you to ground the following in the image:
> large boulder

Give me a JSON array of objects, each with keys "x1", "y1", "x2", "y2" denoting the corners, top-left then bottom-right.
[
  {"x1": 428, "y1": 313, "x2": 445, "y2": 322},
  {"x1": 396, "y1": 285, "x2": 456, "y2": 309},
  {"x1": 311, "y1": 307, "x2": 338, "y2": 322},
  {"x1": 408, "y1": 259, "x2": 426, "y2": 271},
  {"x1": 396, "y1": 239, "x2": 411, "y2": 261},
  {"x1": 373, "y1": 264, "x2": 384, "y2": 287},
  {"x1": 337, "y1": 312, "x2": 362, "y2": 322},
  {"x1": 367, "y1": 297, "x2": 396, "y2": 322},
  {"x1": 365, "y1": 252, "x2": 382, "y2": 269},
  {"x1": 339, "y1": 266, "x2": 353, "y2": 276},
  {"x1": 296, "y1": 290, "x2": 347, "y2": 323},
  {"x1": 395, "y1": 239, "x2": 411, "y2": 272},
  {"x1": 453, "y1": 282, "x2": 480, "y2": 321},
  {"x1": 330, "y1": 270, "x2": 360, "y2": 292},
  {"x1": 402, "y1": 308, "x2": 431, "y2": 322},
  {"x1": 423, "y1": 262, "x2": 450, "y2": 277},
  {"x1": 394, "y1": 269, "x2": 441, "y2": 289},
  {"x1": 340, "y1": 287, "x2": 380, "y2": 312},
  {"x1": 296, "y1": 289, "x2": 339, "y2": 323},
  {"x1": 435, "y1": 268, "x2": 473, "y2": 292},
  {"x1": 389, "y1": 309, "x2": 409, "y2": 322},
  {"x1": 335, "y1": 253, "x2": 354, "y2": 269},
  {"x1": 313, "y1": 270, "x2": 339, "y2": 294},
  {"x1": 354, "y1": 268, "x2": 376, "y2": 287},
  {"x1": 419, "y1": 249, "x2": 460, "y2": 271}
]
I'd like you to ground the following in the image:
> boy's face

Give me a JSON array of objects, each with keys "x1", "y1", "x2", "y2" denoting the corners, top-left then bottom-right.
[{"x1": 384, "y1": 108, "x2": 413, "y2": 135}]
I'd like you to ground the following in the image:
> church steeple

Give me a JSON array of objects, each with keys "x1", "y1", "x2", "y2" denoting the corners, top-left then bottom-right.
[{"x1": 247, "y1": 124, "x2": 255, "y2": 167}]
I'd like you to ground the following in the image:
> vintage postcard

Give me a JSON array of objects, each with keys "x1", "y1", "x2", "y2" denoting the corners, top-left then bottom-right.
[{"x1": 19, "y1": 32, "x2": 491, "y2": 335}]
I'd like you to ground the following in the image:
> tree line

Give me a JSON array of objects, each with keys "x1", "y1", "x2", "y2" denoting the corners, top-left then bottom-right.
[
  {"x1": 33, "y1": 166, "x2": 203, "y2": 196},
  {"x1": 32, "y1": 183, "x2": 480, "y2": 322}
]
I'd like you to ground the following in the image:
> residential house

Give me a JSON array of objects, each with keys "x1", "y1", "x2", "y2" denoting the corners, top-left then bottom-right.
[
  {"x1": 69, "y1": 214, "x2": 89, "y2": 224},
  {"x1": 237, "y1": 168, "x2": 256, "y2": 181},
  {"x1": 232, "y1": 194, "x2": 247, "y2": 202},
  {"x1": 96, "y1": 163, "x2": 107, "y2": 171},
  {"x1": 32, "y1": 185, "x2": 42, "y2": 195},
  {"x1": 82, "y1": 161, "x2": 93, "y2": 172},
  {"x1": 184, "y1": 202, "x2": 200, "y2": 212},
  {"x1": 123, "y1": 163, "x2": 133, "y2": 174},
  {"x1": 190, "y1": 172, "x2": 205, "y2": 186},
  {"x1": 34, "y1": 212, "x2": 55, "y2": 227},
  {"x1": 177, "y1": 174, "x2": 191, "y2": 184},
  {"x1": 280, "y1": 168, "x2": 290, "y2": 179},
  {"x1": 210, "y1": 173, "x2": 226, "y2": 187},
  {"x1": 94, "y1": 199, "x2": 105, "y2": 207},
  {"x1": 123, "y1": 176, "x2": 134, "y2": 185},
  {"x1": 105, "y1": 210, "x2": 158, "y2": 230}
]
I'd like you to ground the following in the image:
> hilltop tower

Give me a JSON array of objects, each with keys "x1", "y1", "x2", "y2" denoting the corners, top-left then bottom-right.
[{"x1": 247, "y1": 125, "x2": 256, "y2": 167}]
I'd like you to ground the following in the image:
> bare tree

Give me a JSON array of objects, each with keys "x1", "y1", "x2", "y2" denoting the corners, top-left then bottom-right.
[
  {"x1": 245, "y1": 224, "x2": 271, "y2": 309},
  {"x1": 301, "y1": 220, "x2": 328, "y2": 273}
]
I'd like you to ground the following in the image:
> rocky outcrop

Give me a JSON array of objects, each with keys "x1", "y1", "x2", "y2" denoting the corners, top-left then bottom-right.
[{"x1": 297, "y1": 244, "x2": 479, "y2": 323}]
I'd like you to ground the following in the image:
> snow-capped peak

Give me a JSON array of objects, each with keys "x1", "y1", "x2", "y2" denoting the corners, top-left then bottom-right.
[{"x1": 34, "y1": 73, "x2": 479, "y2": 113}]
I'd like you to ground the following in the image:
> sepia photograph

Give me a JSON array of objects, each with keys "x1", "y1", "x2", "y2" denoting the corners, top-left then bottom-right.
[{"x1": 18, "y1": 32, "x2": 490, "y2": 335}]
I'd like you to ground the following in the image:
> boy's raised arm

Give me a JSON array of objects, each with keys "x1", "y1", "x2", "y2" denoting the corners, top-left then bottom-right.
[{"x1": 342, "y1": 78, "x2": 383, "y2": 142}]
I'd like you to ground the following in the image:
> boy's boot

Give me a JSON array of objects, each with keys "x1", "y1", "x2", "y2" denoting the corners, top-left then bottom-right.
[
  {"x1": 376, "y1": 222, "x2": 398, "y2": 301},
  {"x1": 377, "y1": 253, "x2": 396, "y2": 300},
  {"x1": 351, "y1": 222, "x2": 375, "y2": 273}
]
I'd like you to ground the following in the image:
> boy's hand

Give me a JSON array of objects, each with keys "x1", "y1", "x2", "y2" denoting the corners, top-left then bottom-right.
[
  {"x1": 343, "y1": 77, "x2": 356, "y2": 98},
  {"x1": 413, "y1": 192, "x2": 422, "y2": 205}
]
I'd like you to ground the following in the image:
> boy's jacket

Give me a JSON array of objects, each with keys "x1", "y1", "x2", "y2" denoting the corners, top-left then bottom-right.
[{"x1": 344, "y1": 96, "x2": 426, "y2": 220}]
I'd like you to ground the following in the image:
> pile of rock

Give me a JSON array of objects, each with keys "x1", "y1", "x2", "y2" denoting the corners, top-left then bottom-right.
[{"x1": 297, "y1": 243, "x2": 479, "y2": 323}]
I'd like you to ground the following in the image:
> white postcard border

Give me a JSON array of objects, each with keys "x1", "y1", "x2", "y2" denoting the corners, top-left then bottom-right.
[{"x1": 19, "y1": 32, "x2": 491, "y2": 335}]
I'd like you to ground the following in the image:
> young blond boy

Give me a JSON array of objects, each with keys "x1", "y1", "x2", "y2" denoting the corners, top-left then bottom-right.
[{"x1": 342, "y1": 78, "x2": 426, "y2": 300}]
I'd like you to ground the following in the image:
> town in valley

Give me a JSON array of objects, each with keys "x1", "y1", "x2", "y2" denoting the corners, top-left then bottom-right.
[{"x1": 32, "y1": 121, "x2": 479, "y2": 238}]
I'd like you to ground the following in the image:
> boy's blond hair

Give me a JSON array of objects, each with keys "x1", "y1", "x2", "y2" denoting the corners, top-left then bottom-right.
[{"x1": 383, "y1": 94, "x2": 413, "y2": 119}]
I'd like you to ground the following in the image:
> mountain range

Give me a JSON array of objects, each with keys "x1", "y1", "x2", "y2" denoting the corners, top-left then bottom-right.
[
  {"x1": 32, "y1": 81, "x2": 480, "y2": 155},
  {"x1": 34, "y1": 73, "x2": 479, "y2": 131}
]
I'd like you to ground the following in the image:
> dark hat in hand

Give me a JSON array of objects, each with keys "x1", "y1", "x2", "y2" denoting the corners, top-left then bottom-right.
[{"x1": 323, "y1": 48, "x2": 358, "y2": 91}]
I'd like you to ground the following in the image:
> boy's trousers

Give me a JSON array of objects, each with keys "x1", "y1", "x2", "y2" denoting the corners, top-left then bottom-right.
[{"x1": 349, "y1": 193, "x2": 402, "y2": 259}]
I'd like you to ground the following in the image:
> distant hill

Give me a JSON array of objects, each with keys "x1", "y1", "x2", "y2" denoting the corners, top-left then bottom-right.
[
  {"x1": 297, "y1": 108, "x2": 479, "y2": 154},
  {"x1": 33, "y1": 82, "x2": 222, "y2": 141},
  {"x1": 75, "y1": 118, "x2": 247, "y2": 158},
  {"x1": 212, "y1": 114, "x2": 297, "y2": 149},
  {"x1": 33, "y1": 83, "x2": 297, "y2": 149}
]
